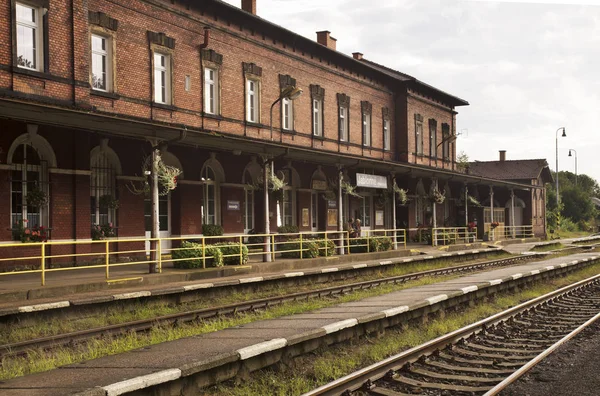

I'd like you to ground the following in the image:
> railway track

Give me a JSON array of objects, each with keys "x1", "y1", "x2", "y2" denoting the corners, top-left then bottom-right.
[
  {"x1": 303, "y1": 272, "x2": 600, "y2": 396},
  {"x1": 1, "y1": 254, "x2": 532, "y2": 359}
]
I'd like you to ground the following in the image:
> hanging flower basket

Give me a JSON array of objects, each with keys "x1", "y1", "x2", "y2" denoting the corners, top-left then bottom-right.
[
  {"x1": 491, "y1": 221, "x2": 500, "y2": 229},
  {"x1": 341, "y1": 180, "x2": 362, "y2": 198},
  {"x1": 431, "y1": 188, "x2": 445, "y2": 204},
  {"x1": 393, "y1": 185, "x2": 408, "y2": 206},
  {"x1": 26, "y1": 186, "x2": 48, "y2": 208}
]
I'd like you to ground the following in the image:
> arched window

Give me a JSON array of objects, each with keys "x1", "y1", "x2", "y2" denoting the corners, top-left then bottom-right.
[
  {"x1": 276, "y1": 164, "x2": 300, "y2": 228},
  {"x1": 90, "y1": 142, "x2": 121, "y2": 226},
  {"x1": 242, "y1": 168, "x2": 256, "y2": 232},
  {"x1": 202, "y1": 166, "x2": 217, "y2": 225}
]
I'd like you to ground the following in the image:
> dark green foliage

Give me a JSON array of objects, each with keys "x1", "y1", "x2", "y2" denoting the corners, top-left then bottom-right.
[
  {"x1": 277, "y1": 225, "x2": 299, "y2": 234},
  {"x1": 313, "y1": 238, "x2": 336, "y2": 257},
  {"x1": 172, "y1": 241, "x2": 223, "y2": 268},
  {"x1": 202, "y1": 224, "x2": 224, "y2": 236},
  {"x1": 279, "y1": 238, "x2": 319, "y2": 258},
  {"x1": 349, "y1": 236, "x2": 393, "y2": 253},
  {"x1": 211, "y1": 242, "x2": 249, "y2": 265}
]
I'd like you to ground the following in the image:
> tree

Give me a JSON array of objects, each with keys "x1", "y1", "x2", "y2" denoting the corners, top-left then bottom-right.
[
  {"x1": 561, "y1": 187, "x2": 596, "y2": 224},
  {"x1": 456, "y1": 151, "x2": 469, "y2": 173}
]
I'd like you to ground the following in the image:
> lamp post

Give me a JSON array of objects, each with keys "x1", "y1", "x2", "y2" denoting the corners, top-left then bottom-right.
[
  {"x1": 555, "y1": 127, "x2": 566, "y2": 206},
  {"x1": 263, "y1": 86, "x2": 303, "y2": 262},
  {"x1": 568, "y1": 149, "x2": 578, "y2": 187}
]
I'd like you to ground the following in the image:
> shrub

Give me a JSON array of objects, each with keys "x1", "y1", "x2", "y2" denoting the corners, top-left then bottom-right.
[
  {"x1": 277, "y1": 225, "x2": 299, "y2": 234},
  {"x1": 172, "y1": 241, "x2": 223, "y2": 268},
  {"x1": 202, "y1": 224, "x2": 224, "y2": 236},
  {"x1": 349, "y1": 238, "x2": 368, "y2": 253},
  {"x1": 376, "y1": 236, "x2": 393, "y2": 251},
  {"x1": 313, "y1": 238, "x2": 336, "y2": 256},
  {"x1": 211, "y1": 242, "x2": 249, "y2": 265},
  {"x1": 279, "y1": 238, "x2": 319, "y2": 259},
  {"x1": 350, "y1": 236, "x2": 393, "y2": 253},
  {"x1": 246, "y1": 229, "x2": 264, "y2": 246}
]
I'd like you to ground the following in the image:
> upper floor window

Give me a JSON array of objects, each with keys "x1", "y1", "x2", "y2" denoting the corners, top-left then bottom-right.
[
  {"x1": 383, "y1": 119, "x2": 390, "y2": 151},
  {"x1": 91, "y1": 34, "x2": 112, "y2": 92},
  {"x1": 153, "y1": 52, "x2": 171, "y2": 104},
  {"x1": 429, "y1": 119, "x2": 437, "y2": 158},
  {"x1": 16, "y1": 3, "x2": 44, "y2": 71},
  {"x1": 339, "y1": 105, "x2": 348, "y2": 142},
  {"x1": 204, "y1": 67, "x2": 219, "y2": 114},
  {"x1": 246, "y1": 79, "x2": 259, "y2": 123},
  {"x1": 362, "y1": 113, "x2": 371, "y2": 146},
  {"x1": 312, "y1": 98, "x2": 323, "y2": 136},
  {"x1": 415, "y1": 114, "x2": 424, "y2": 155},
  {"x1": 282, "y1": 97, "x2": 293, "y2": 130},
  {"x1": 442, "y1": 123, "x2": 450, "y2": 160}
]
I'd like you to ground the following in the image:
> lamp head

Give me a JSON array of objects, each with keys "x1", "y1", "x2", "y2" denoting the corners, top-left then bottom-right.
[
  {"x1": 568, "y1": 150, "x2": 572, "y2": 157},
  {"x1": 561, "y1": 127, "x2": 566, "y2": 137},
  {"x1": 281, "y1": 86, "x2": 303, "y2": 101}
]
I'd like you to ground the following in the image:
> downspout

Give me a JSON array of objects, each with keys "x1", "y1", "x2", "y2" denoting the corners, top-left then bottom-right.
[
  {"x1": 199, "y1": 27, "x2": 210, "y2": 131},
  {"x1": 71, "y1": 0, "x2": 76, "y2": 104}
]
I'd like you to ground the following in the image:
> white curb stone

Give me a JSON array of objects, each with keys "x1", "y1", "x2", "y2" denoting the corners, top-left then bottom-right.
[
  {"x1": 113, "y1": 291, "x2": 151, "y2": 300},
  {"x1": 237, "y1": 338, "x2": 287, "y2": 360},
  {"x1": 183, "y1": 283, "x2": 214, "y2": 291},
  {"x1": 18, "y1": 301, "x2": 70, "y2": 313},
  {"x1": 426, "y1": 294, "x2": 448, "y2": 305},
  {"x1": 284, "y1": 272, "x2": 304, "y2": 278},
  {"x1": 322, "y1": 319, "x2": 358, "y2": 334},
  {"x1": 460, "y1": 286, "x2": 478, "y2": 294},
  {"x1": 321, "y1": 268, "x2": 339, "y2": 273},
  {"x1": 103, "y1": 369, "x2": 181, "y2": 396},
  {"x1": 239, "y1": 277, "x2": 263, "y2": 284},
  {"x1": 489, "y1": 279, "x2": 502, "y2": 286},
  {"x1": 352, "y1": 264, "x2": 368, "y2": 269},
  {"x1": 382, "y1": 306, "x2": 409, "y2": 317}
]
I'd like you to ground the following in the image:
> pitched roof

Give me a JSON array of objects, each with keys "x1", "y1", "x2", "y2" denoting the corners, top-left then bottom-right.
[{"x1": 468, "y1": 159, "x2": 554, "y2": 184}]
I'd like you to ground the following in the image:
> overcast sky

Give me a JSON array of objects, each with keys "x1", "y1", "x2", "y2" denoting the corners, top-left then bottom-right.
[{"x1": 223, "y1": 0, "x2": 600, "y2": 183}]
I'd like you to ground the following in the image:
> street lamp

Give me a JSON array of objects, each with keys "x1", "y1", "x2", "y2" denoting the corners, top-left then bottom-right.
[
  {"x1": 568, "y1": 149, "x2": 578, "y2": 187},
  {"x1": 555, "y1": 127, "x2": 566, "y2": 206},
  {"x1": 264, "y1": 86, "x2": 303, "y2": 262}
]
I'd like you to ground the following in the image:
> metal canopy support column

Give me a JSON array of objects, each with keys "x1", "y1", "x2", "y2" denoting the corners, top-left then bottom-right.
[
  {"x1": 263, "y1": 157, "x2": 272, "y2": 262},
  {"x1": 511, "y1": 189, "x2": 515, "y2": 238},
  {"x1": 489, "y1": 186, "x2": 495, "y2": 241},
  {"x1": 150, "y1": 148, "x2": 159, "y2": 273},
  {"x1": 338, "y1": 166, "x2": 345, "y2": 255},
  {"x1": 432, "y1": 178, "x2": 438, "y2": 246},
  {"x1": 464, "y1": 184, "x2": 468, "y2": 227},
  {"x1": 392, "y1": 174, "x2": 397, "y2": 250}
]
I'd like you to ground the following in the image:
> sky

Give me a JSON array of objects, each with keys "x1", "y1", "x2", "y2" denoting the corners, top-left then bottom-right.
[{"x1": 222, "y1": 0, "x2": 600, "y2": 182}]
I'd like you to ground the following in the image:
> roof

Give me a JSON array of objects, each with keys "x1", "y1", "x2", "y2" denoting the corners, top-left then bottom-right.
[
  {"x1": 205, "y1": 0, "x2": 468, "y2": 107},
  {"x1": 361, "y1": 59, "x2": 470, "y2": 107},
  {"x1": 468, "y1": 159, "x2": 554, "y2": 184}
]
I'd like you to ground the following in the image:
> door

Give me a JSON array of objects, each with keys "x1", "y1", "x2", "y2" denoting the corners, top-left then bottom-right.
[
  {"x1": 311, "y1": 192, "x2": 319, "y2": 232},
  {"x1": 145, "y1": 194, "x2": 171, "y2": 254}
]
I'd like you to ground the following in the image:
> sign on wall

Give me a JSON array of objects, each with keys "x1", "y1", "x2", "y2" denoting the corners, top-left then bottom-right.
[
  {"x1": 227, "y1": 201, "x2": 240, "y2": 211},
  {"x1": 302, "y1": 208, "x2": 309, "y2": 227},
  {"x1": 311, "y1": 180, "x2": 328, "y2": 191},
  {"x1": 328, "y1": 200, "x2": 337, "y2": 208},
  {"x1": 356, "y1": 173, "x2": 388, "y2": 189},
  {"x1": 327, "y1": 209, "x2": 338, "y2": 227},
  {"x1": 375, "y1": 210, "x2": 384, "y2": 226}
]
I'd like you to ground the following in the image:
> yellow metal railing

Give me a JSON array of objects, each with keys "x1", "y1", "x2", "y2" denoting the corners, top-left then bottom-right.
[
  {"x1": 0, "y1": 228, "x2": 408, "y2": 286},
  {"x1": 490, "y1": 225, "x2": 534, "y2": 240},
  {"x1": 432, "y1": 227, "x2": 477, "y2": 247}
]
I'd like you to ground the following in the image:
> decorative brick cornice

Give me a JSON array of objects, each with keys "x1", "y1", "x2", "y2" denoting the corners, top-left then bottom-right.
[
  {"x1": 415, "y1": 113, "x2": 424, "y2": 123},
  {"x1": 243, "y1": 62, "x2": 262, "y2": 76},
  {"x1": 201, "y1": 49, "x2": 223, "y2": 65},
  {"x1": 279, "y1": 74, "x2": 296, "y2": 88},
  {"x1": 310, "y1": 84, "x2": 325, "y2": 100},
  {"x1": 361, "y1": 100, "x2": 372, "y2": 115},
  {"x1": 89, "y1": 11, "x2": 118, "y2": 31},
  {"x1": 429, "y1": 118, "x2": 437, "y2": 128},
  {"x1": 147, "y1": 31, "x2": 175, "y2": 49},
  {"x1": 442, "y1": 123, "x2": 450, "y2": 133},
  {"x1": 382, "y1": 107, "x2": 390, "y2": 120},
  {"x1": 337, "y1": 93, "x2": 350, "y2": 107}
]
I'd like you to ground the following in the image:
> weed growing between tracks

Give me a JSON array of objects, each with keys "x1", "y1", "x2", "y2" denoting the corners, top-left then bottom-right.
[
  {"x1": 2, "y1": 252, "x2": 513, "y2": 345},
  {"x1": 205, "y1": 262, "x2": 600, "y2": 396}
]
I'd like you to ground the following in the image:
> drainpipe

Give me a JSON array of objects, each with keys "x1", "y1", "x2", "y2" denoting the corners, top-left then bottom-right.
[
  {"x1": 199, "y1": 27, "x2": 210, "y2": 131},
  {"x1": 338, "y1": 166, "x2": 344, "y2": 255},
  {"x1": 392, "y1": 174, "x2": 397, "y2": 250}
]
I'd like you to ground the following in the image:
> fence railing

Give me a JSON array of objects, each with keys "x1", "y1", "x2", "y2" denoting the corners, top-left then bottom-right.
[
  {"x1": 432, "y1": 227, "x2": 477, "y2": 246},
  {"x1": 0, "y1": 229, "x2": 407, "y2": 286},
  {"x1": 490, "y1": 225, "x2": 534, "y2": 240}
]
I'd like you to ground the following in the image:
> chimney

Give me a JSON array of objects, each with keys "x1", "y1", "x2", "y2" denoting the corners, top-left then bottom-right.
[
  {"x1": 316, "y1": 31, "x2": 337, "y2": 50},
  {"x1": 241, "y1": 0, "x2": 256, "y2": 15},
  {"x1": 353, "y1": 52, "x2": 363, "y2": 60},
  {"x1": 499, "y1": 150, "x2": 506, "y2": 162}
]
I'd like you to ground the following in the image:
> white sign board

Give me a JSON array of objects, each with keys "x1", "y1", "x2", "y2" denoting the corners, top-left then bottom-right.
[{"x1": 356, "y1": 173, "x2": 388, "y2": 189}]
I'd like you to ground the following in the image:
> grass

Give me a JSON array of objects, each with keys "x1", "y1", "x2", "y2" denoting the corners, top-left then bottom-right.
[
  {"x1": 548, "y1": 231, "x2": 594, "y2": 240},
  {"x1": 2, "y1": 252, "x2": 513, "y2": 344},
  {"x1": 206, "y1": 262, "x2": 600, "y2": 396},
  {"x1": 531, "y1": 243, "x2": 564, "y2": 252}
]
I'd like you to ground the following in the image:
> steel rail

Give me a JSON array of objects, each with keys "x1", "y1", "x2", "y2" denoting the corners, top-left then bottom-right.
[
  {"x1": 0, "y1": 254, "x2": 529, "y2": 359},
  {"x1": 302, "y1": 272, "x2": 600, "y2": 396}
]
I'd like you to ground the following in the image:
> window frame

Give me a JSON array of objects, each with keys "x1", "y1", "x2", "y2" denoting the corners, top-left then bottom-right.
[
  {"x1": 383, "y1": 118, "x2": 390, "y2": 151},
  {"x1": 152, "y1": 51, "x2": 172, "y2": 105},
  {"x1": 202, "y1": 166, "x2": 219, "y2": 226},
  {"x1": 204, "y1": 67, "x2": 219, "y2": 115},
  {"x1": 14, "y1": 1, "x2": 45, "y2": 72},
  {"x1": 339, "y1": 105, "x2": 349, "y2": 142},
  {"x1": 282, "y1": 97, "x2": 293, "y2": 131},
  {"x1": 415, "y1": 115, "x2": 424, "y2": 155},
  {"x1": 90, "y1": 33, "x2": 113, "y2": 92},
  {"x1": 442, "y1": 123, "x2": 450, "y2": 160},
  {"x1": 362, "y1": 112, "x2": 371, "y2": 147},
  {"x1": 246, "y1": 78, "x2": 260, "y2": 123},
  {"x1": 312, "y1": 98, "x2": 323, "y2": 137},
  {"x1": 429, "y1": 119, "x2": 437, "y2": 158}
]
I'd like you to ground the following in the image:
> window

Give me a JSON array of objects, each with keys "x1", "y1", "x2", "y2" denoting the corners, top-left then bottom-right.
[
  {"x1": 16, "y1": 2, "x2": 43, "y2": 71},
  {"x1": 243, "y1": 170, "x2": 254, "y2": 232},
  {"x1": 11, "y1": 144, "x2": 47, "y2": 229},
  {"x1": 416, "y1": 120, "x2": 423, "y2": 155},
  {"x1": 339, "y1": 105, "x2": 348, "y2": 142},
  {"x1": 282, "y1": 97, "x2": 293, "y2": 130},
  {"x1": 204, "y1": 67, "x2": 218, "y2": 114},
  {"x1": 415, "y1": 197, "x2": 425, "y2": 226},
  {"x1": 202, "y1": 166, "x2": 217, "y2": 225},
  {"x1": 91, "y1": 34, "x2": 112, "y2": 92},
  {"x1": 90, "y1": 150, "x2": 117, "y2": 227},
  {"x1": 246, "y1": 79, "x2": 259, "y2": 122},
  {"x1": 358, "y1": 195, "x2": 371, "y2": 227},
  {"x1": 362, "y1": 113, "x2": 371, "y2": 146},
  {"x1": 383, "y1": 119, "x2": 390, "y2": 151},
  {"x1": 312, "y1": 99, "x2": 322, "y2": 136},
  {"x1": 153, "y1": 52, "x2": 171, "y2": 104},
  {"x1": 442, "y1": 123, "x2": 450, "y2": 159},
  {"x1": 429, "y1": 120, "x2": 437, "y2": 158},
  {"x1": 282, "y1": 189, "x2": 293, "y2": 226}
]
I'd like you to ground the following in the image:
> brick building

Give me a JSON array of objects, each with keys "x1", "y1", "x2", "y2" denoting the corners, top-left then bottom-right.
[{"x1": 0, "y1": 0, "x2": 546, "y2": 260}]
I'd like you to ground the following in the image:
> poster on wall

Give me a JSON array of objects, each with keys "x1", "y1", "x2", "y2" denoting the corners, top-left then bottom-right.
[
  {"x1": 327, "y1": 209, "x2": 338, "y2": 227},
  {"x1": 375, "y1": 210, "x2": 384, "y2": 226},
  {"x1": 302, "y1": 208, "x2": 309, "y2": 227},
  {"x1": 227, "y1": 201, "x2": 240, "y2": 211}
]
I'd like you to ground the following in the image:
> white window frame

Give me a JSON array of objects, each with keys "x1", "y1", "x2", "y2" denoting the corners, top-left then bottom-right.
[
  {"x1": 383, "y1": 119, "x2": 390, "y2": 151},
  {"x1": 339, "y1": 105, "x2": 348, "y2": 142},
  {"x1": 359, "y1": 194, "x2": 372, "y2": 228},
  {"x1": 204, "y1": 67, "x2": 219, "y2": 115},
  {"x1": 91, "y1": 34, "x2": 112, "y2": 92},
  {"x1": 10, "y1": 144, "x2": 47, "y2": 229},
  {"x1": 90, "y1": 152, "x2": 117, "y2": 226},
  {"x1": 282, "y1": 97, "x2": 293, "y2": 130},
  {"x1": 153, "y1": 52, "x2": 171, "y2": 105},
  {"x1": 313, "y1": 99, "x2": 322, "y2": 137},
  {"x1": 416, "y1": 121, "x2": 424, "y2": 155},
  {"x1": 15, "y1": 2, "x2": 44, "y2": 71},
  {"x1": 202, "y1": 166, "x2": 218, "y2": 226},
  {"x1": 362, "y1": 112, "x2": 371, "y2": 147},
  {"x1": 246, "y1": 79, "x2": 259, "y2": 123}
]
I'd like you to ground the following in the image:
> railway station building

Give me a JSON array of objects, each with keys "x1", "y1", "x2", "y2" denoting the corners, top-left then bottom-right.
[{"x1": 0, "y1": 0, "x2": 549, "y2": 261}]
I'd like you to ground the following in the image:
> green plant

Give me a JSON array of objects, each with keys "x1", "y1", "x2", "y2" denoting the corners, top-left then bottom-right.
[
  {"x1": 202, "y1": 224, "x2": 224, "y2": 236},
  {"x1": 341, "y1": 180, "x2": 362, "y2": 198},
  {"x1": 211, "y1": 242, "x2": 249, "y2": 265},
  {"x1": 277, "y1": 225, "x2": 299, "y2": 234},
  {"x1": 25, "y1": 186, "x2": 48, "y2": 208},
  {"x1": 312, "y1": 238, "x2": 336, "y2": 257},
  {"x1": 12, "y1": 219, "x2": 49, "y2": 243},
  {"x1": 431, "y1": 187, "x2": 445, "y2": 204},
  {"x1": 349, "y1": 238, "x2": 368, "y2": 253},
  {"x1": 393, "y1": 185, "x2": 408, "y2": 205},
  {"x1": 99, "y1": 195, "x2": 119, "y2": 210},
  {"x1": 91, "y1": 223, "x2": 116, "y2": 240},
  {"x1": 279, "y1": 239, "x2": 319, "y2": 259},
  {"x1": 172, "y1": 241, "x2": 223, "y2": 268},
  {"x1": 246, "y1": 229, "x2": 264, "y2": 246}
]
